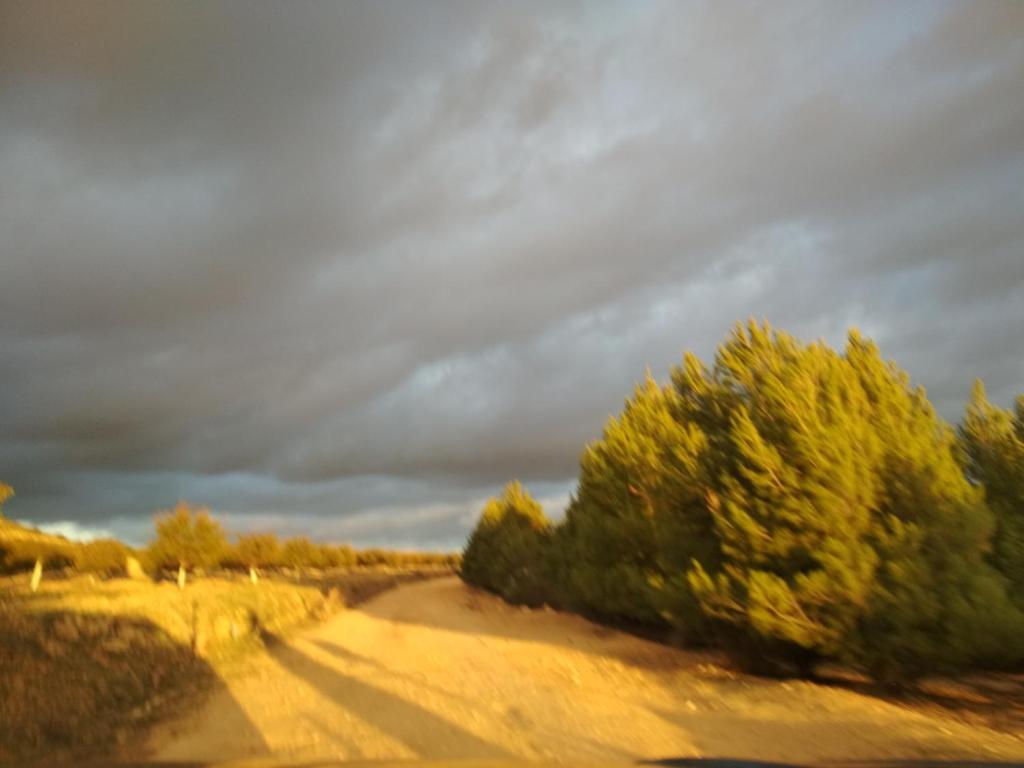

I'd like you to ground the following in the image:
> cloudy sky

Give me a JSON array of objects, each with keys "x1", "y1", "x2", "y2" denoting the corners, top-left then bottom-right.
[{"x1": 1, "y1": 1, "x2": 1022, "y2": 547}]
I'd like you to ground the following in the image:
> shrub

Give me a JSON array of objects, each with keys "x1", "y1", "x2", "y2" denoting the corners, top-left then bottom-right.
[
  {"x1": 319, "y1": 544, "x2": 356, "y2": 569},
  {"x1": 281, "y1": 536, "x2": 321, "y2": 569},
  {"x1": 461, "y1": 481, "x2": 552, "y2": 607},
  {"x1": 234, "y1": 533, "x2": 282, "y2": 571},
  {"x1": 74, "y1": 539, "x2": 131, "y2": 577},
  {"x1": 146, "y1": 502, "x2": 228, "y2": 579},
  {"x1": 2, "y1": 538, "x2": 74, "y2": 573},
  {"x1": 355, "y1": 548, "x2": 389, "y2": 567}
]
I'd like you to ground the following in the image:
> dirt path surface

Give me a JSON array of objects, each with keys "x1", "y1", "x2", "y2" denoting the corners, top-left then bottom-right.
[{"x1": 150, "y1": 577, "x2": 1024, "y2": 764}]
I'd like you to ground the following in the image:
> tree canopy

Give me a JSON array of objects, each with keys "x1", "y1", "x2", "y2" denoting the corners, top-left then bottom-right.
[
  {"x1": 461, "y1": 481, "x2": 552, "y2": 607},
  {"x1": 147, "y1": 502, "x2": 228, "y2": 572},
  {"x1": 461, "y1": 322, "x2": 1024, "y2": 680}
]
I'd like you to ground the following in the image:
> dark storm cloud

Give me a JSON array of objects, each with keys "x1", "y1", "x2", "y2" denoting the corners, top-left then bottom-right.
[{"x1": 2, "y1": 1, "x2": 1022, "y2": 545}]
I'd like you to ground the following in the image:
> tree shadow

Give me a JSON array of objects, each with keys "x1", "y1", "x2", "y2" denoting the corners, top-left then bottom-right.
[
  {"x1": 358, "y1": 576, "x2": 712, "y2": 673},
  {"x1": 263, "y1": 631, "x2": 513, "y2": 760},
  {"x1": 646, "y1": 706, "x2": 1024, "y2": 765},
  {"x1": 0, "y1": 600, "x2": 267, "y2": 763},
  {"x1": 804, "y1": 667, "x2": 1024, "y2": 741},
  {"x1": 309, "y1": 638, "x2": 473, "y2": 707},
  {"x1": 367, "y1": 578, "x2": 1024, "y2": 741}
]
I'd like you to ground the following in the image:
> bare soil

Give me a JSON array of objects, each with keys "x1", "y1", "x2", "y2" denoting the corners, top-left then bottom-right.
[{"x1": 147, "y1": 576, "x2": 1024, "y2": 764}]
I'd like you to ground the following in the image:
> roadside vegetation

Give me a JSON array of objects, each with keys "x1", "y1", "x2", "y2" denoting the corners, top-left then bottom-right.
[
  {"x1": 1, "y1": 499, "x2": 459, "y2": 590},
  {"x1": 0, "y1": 574, "x2": 337, "y2": 761},
  {"x1": 0, "y1": 493, "x2": 458, "y2": 762},
  {"x1": 462, "y1": 321, "x2": 1024, "y2": 683}
]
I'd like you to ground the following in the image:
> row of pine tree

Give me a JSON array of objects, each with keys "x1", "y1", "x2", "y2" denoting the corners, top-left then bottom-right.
[{"x1": 461, "y1": 321, "x2": 1024, "y2": 682}]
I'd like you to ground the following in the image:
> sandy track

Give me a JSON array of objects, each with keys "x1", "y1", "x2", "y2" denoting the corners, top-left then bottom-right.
[{"x1": 149, "y1": 576, "x2": 1024, "y2": 764}]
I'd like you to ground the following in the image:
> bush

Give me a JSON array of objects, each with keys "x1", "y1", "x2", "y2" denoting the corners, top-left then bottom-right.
[
  {"x1": 319, "y1": 544, "x2": 356, "y2": 569},
  {"x1": 74, "y1": 539, "x2": 131, "y2": 577},
  {"x1": 2, "y1": 539, "x2": 74, "y2": 573},
  {"x1": 461, "y1": 481, "x2": 552, "y2": 607},
  {"x1": 280, "y1": 536, "x2": 321, "y2": 569},
  {"x1": 146, "y1": 502, "x2": 228, "y2": 577},
  {"x1": 352, "y1": 547, "x2": 455, "y2": 569},
  {"x1": 234, "y1": 533, "x2": 282, "y2": 571}
]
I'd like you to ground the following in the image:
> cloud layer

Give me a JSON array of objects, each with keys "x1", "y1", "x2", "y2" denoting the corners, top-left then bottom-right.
[{"x1": 2, "y1": 1, "x2": 1022, "y2": 545}]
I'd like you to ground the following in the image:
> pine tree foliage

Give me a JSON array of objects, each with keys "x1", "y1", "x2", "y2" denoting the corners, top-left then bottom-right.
[
  {"x1": 563, "y1": 374, "x2": 712, "y2": 631},
  {"x1": 461, "y1": 481, "x2": 551, "y2": 606},
  {"x1": 960, "y1": 381, "x2": 1024, "y2": 602},
  {"x1": 843, "y1": 337, "x2": 1020, "y2": 678},
  {"x1": 687, "y1": 324, "x2": 881, "y2": 668},
  {"x1": 460, "y1": 321, "x2": 1024, "y2": 680}
]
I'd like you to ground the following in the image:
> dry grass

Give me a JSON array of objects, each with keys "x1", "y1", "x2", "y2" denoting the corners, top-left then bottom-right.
[{"x1": 0, "y1": 574, "x2": 338, "y2": 762}]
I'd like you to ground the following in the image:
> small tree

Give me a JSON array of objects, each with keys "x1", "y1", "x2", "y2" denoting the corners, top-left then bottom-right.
[
  {"x1": 147, "y1": 502, "x2": 227, "y2": 588},
  {"x1": 461, "y1": 481, "x2": 552, "y2": 607},
  {"x1": 281, "y1": 536, "x2": 320, "y2": 570},
  {"x1": 235, "y1": 533, "x2": 281, "y2": 584}
]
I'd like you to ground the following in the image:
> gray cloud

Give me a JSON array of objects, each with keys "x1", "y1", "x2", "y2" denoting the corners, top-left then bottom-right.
[{"x1": 1, "y1": 1, "x2": 1022, "y2": 546}]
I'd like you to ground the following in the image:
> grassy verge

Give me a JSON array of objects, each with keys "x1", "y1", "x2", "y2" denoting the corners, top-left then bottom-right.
[
  {"x1": 0, "y1": 575, "x2": 336, "y2": 762},
  {"x1": 0, "y1": 568, "x2": 452, "y2": 763}
]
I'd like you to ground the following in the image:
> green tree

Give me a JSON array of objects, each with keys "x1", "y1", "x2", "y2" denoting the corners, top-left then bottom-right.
[
  {"x1": 683, "y1": 324, "x2": 1022, "y2": 678},
  {"x1": 458, "y1": 322, "x2": 1023, "y2": 680},
  {"x1": 562, "y1": 373, "x2": 712, "y2": 633},
  {"x1": 235, "y1": 533, "x2": 282, "y2": 583},
  {"x1": 959, "y1": 381, "x2": 1024, "y2": 603},
  {"x1": 844, "y1": 334, "x2": 1022, "y2": 678},
  {"x1": 147, "y1": 502, "x2": 227, "y2": 588},
  {"x1": 461, "y1": 481, "x2": 551, "y2": 606},
  {"x1": 684, "y1": 324, "x2": 882, "y2": 672}
]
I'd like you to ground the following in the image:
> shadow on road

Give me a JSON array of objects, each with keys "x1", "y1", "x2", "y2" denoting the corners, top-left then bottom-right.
[
  {"x1": 310, "y1": 638, "x2": 472, "y2": 708},
  {"x1": 363, "y1": 578, "x2": 1024, "y2": 741},
  {"x1": 264, "y1": 632, "x2": 514, "y2": 760},
  {"x1": 358, "y1": 576, "x2": 700, "y2": 673}
]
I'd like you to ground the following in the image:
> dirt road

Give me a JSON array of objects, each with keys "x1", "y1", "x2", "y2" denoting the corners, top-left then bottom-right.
[{"x1": 150, "y1": 576, "x2": 1024, "y2": 764}]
